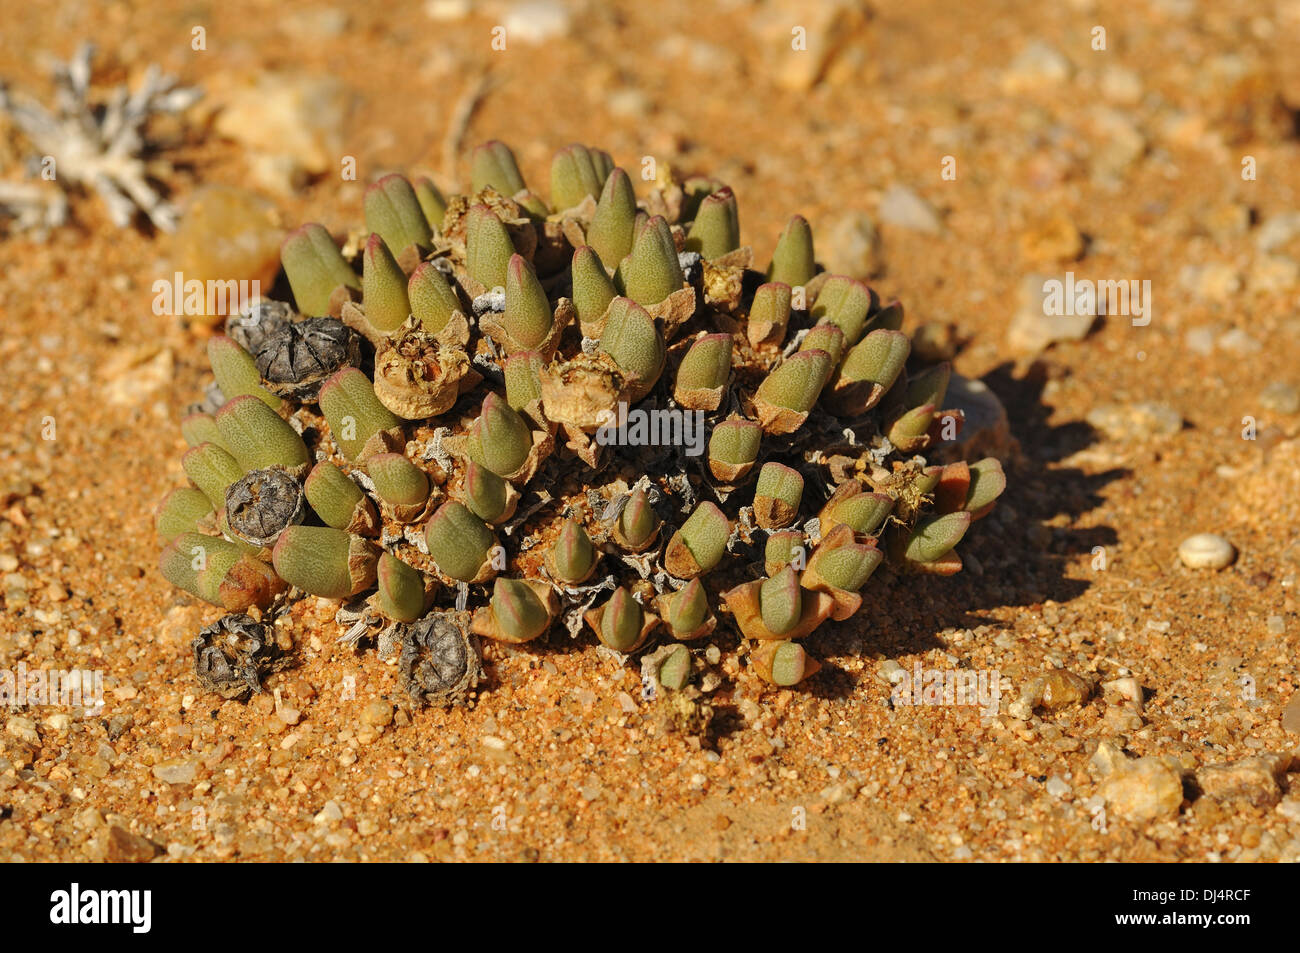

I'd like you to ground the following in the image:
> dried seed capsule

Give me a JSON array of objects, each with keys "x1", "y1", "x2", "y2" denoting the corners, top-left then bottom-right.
[
  {"x1": 586, "y1": 586, "x2": 655, "y2": 653},
  {"x1": 466, "y1": 204, "x2": 516, "y2": 291},
  {"x1": 657, "y1": 643, "x2": 693, "y2": 690},
  {"x1": 684, "y1": 186, "x2": 740, "y2": 260},
  {"x1": 617, "y1": 215, "x2": 684, "y2": 307},
  {"x1": 318, "y1": 367, "x2": 403, "y2": 461},
  {"x1": 753, "y1": 462, "x2": 804, "y2": 530},
  {"x1": 303, "y1": 461, "x2": 379, "y2": 536},
  {"x1": 366, "y1": 452, "x2": 431, "y2": 522},
  {"x1": 545, "y1": 518, "x2": 597, "y2": 585},
  {"x1": 226, "y1": 299, "x2": 294, "y2": 355},
  {"x1": 764, "y1": 530, "x2": 805, "y2": 576},
  {"x1": 372, "y1": 322, "x2": 480, "y2": 420},
  {"x1": 253, "y1": 316, "x2": 362, "y2": 402},
  {"x1": 280, "y1": 223, "x2": 361, "y2": 317},
  {"x1": 767, "y1": 214, "x2": 815, "y2": 288},
  {"x1": 364, "y1": 173, "x2": 433, "y2": 264},
  {"x1": 587, "y1": 169, "x2": 637, "y2": 267},
  {"x1": 799, "y1": 323, "x2": 845, "y2": 366},
  {"x1": 414, "y1": 176, "x2": 447, "y2": 231},
  {"x1": 467, "y1": 392, "x2": 534, "y2": 478},
  {"x1": 656, "y1": 577, "x2": 715, "y2": 641},
  {"x1": 673, "y1": 333, "x2": 732, "y2": 411},
  {"x1": 214, "y1": 394, "x2": 311, "y2": 477},
  {"x1": 192, "y1": 613, "x2": 283, "y2": 700},
  {"x1": 180, "y1": 412, "x2": 225, "y2": 450},
  {"x1": 500, "y1": 254, "x2": 554, "y2": 351},
  {"x1": 408, "y1": 261, "x2": 462, "y2": 335},
  {"x1": 752, "y1": 349, "x2": 833, "y2": 434},
  {"x1": 376, "y1": 552, "x2": 427, "y2": 622},
  {"x1": 224, "y1": 466, "x2": 306, "y2": 548},
  {"x1": 207, "y1": 335, "x2": 283, "y2": 411},
  {"x1": 424, "y1": 501, "x2": 495, "y2": 583},
  {"x1": 745, "y1": 285, "x2": 790, "y2": 351},
  {"x1": 471, "y1": 140, "x2": 527, "y2": 196},
  {"x1": 472, "y1": 577, "x2": 556, "y2": 643},
  {"x1": 572, "y1": 246, "x2": 617, "y2": 335},
  {"x1": 155, "y1": 487, "x2": 214, "y2": 542},
  {"x1": 612, "y1": 487, "x2": 661, "y2": 552},
  {"x1": 601, "y1": 297, "x2": 665, "y2": 401},
  {"x1": 708, "y1": 417, "x2": 762, "y2": 483},
  {"x1": 664, "y1": 502, "x2": 730, "y2": 579},
  {"x1": 362, "y1": 233, "x2": 413, "y2": 333},
  {"x1": 271, "y1": 525, "x2": 379, "y2": 599},
  {"x1": 183, "y1": 442, "x2": 245, "y2": 509},
  {"x1": 751, "y1": 640, "x2": 821, "y2": 687},
  {"x1": 811, "y1": 276, "x2": 875, "y2": 346},
  {"x1": 398, "y1": 610, "x2": 483, "y2": 707},
  {"x1": 551, "y1": 143, "x2": 614, "y2": 211}
]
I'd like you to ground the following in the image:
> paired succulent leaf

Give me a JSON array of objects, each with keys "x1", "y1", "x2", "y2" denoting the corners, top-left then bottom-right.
[
  {"x1": 656, "y1": 578, "x2": 715, "y2": 641},
  {"x1": 664, "y1": 502, "x2": 730, "y2": 578},
  {"x1": 613, "y1": 487, "x2": 661, "y2": 552},
  {"x1": 207, "y1": 335, "x2": 282, "y2": 411},
  {"x1": 684, "y1": 186, "x2": 740, "y2": 260},
  {"x1": 304, "y1": 461, "x2": 379, "y2": 535},
  {"x1": 281, "y1": 223, "x2": 360, "y2": 317},
  {"x1": 753, "y1": 349, "x2": 832, "y2": 433},
  {"x1": 587, "y1": 168, "x2": 637, "y2": 267},
  {"x1": 408, "y1": 261, "x2": 462, "y2": 334},
  {"x1": 546, "y1": 518, "x2": 597, "y2": 585},
  {"x1": 753, "y1": 462, "x2": 804, "y2": 529},
  {"x1": 271, "y1": 525, "x2": 379, "y2": 599},
  {"x1": 215, "y1": 395, "x2": 311, "y2": 476},
  {"x1": 465, "y1": 204, "x2": 516, "y2": 291},
  {"x1": 425, "y1": 501, "x2": 495, "y2": 583},
  {"x1": 471, "y1": 140, "x2": 526, "y2": 196},
  {"x1": 617, "y1": 216, "x2": 684, "y2": 306},
  {"x1": 551, "y1": 143, "x2": 614, "y2": 212},
  {"x1": 811, "y1": 276, "x2": 875, "y2": 346},
  {"x1": 601, "y1": 297, "x2": 665, "y2": 400},
  {"x1": 708, "y1": 417, "x2": 762, "y2": 483},
  {"x1": 318, "y1": 367, "x2": 403, "y2": 461},
  {"x1": 473, "y1": 577, "x2": 556, "y2": 643},
  {"x1": 376, "y1": 552, "x2": 426, "y2": 622},
  {"x1": 674, "y1": 333, "x2": 732, "y2": 410},
  {"x1": 364, "y1": 174, "x2": 433, "y2": 264},
  {"x1": 767, "y1": 215, "x2": 815, "y2": 288},
  {"x1": 571, "y1": 246, "x2": 617, "y2": 334}
]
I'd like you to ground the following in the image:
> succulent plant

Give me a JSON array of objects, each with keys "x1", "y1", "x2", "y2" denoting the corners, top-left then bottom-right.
[{"x1": 156, "y1": 143, "x2": 1008, "y2": 704}]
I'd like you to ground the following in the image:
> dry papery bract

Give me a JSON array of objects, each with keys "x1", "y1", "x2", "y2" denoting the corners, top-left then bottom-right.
[{"x1": 156, "y1": 140, "x2": 1007, "y2": 709}]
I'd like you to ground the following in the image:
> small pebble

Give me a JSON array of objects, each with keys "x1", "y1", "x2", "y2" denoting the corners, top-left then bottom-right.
[
  {"x1": 1259, "y1": 382, "x2": 1300, "y2": 414},
  {"x1": 1178, "y1": 533, "x2": 1236, "y2": 570},
  {"x1": 877, "y1": 185, "x2": 942, "y2": 234},
  {"x1": 360, "y1": 699, "x2": 394, "y2": 727}
]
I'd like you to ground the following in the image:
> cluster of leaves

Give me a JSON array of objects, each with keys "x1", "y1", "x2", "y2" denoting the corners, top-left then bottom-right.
[{"x1": 156, "y1": 140, "x2": 1005, "y2": 701}]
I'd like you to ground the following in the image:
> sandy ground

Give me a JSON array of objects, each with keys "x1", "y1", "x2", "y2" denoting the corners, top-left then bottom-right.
[{"x1": 1, "y1": 0, "x2": 1299, "y2": 861}]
